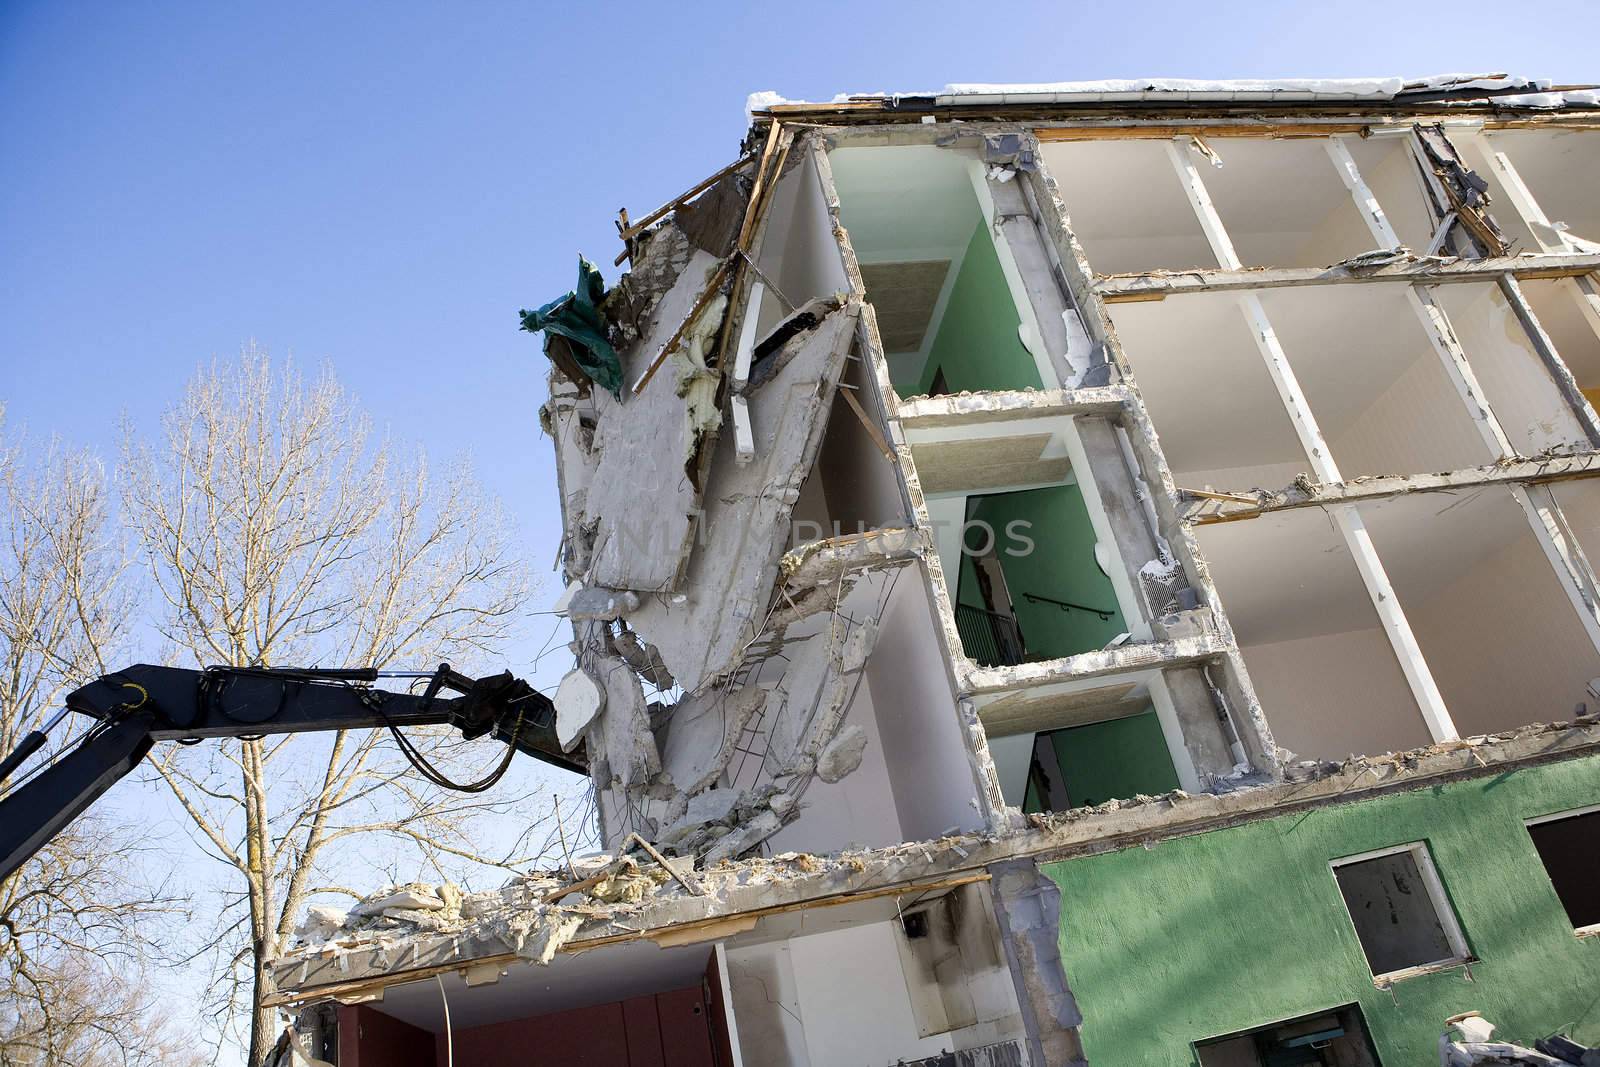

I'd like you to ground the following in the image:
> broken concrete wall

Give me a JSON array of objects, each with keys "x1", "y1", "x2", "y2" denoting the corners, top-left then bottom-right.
[
  {"x1": 621, "y1": 302, "x2": 859, "y2": 692},
  {"x1": 580, "y1": 245, "x2": 728, "y2": 592},
  {"x1": 986, "y1": 861, "x2": 1082, "y2": 1067},
  {"x1": 540, "y1": 130, "x2": 950, "y2": 865}
]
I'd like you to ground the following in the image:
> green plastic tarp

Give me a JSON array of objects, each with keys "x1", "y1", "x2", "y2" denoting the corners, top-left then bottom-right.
[{"x1": 520, "y1": 256, "x2": 623, "y2": 397}]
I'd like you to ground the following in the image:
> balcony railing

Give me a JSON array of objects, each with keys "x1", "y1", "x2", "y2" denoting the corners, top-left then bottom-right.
[{"x1": 955, "y1": 604, "x2": 1027, "y2": 667}]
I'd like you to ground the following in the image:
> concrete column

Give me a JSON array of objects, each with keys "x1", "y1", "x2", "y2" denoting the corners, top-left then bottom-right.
[{"x1": 988, "y1": 859, "x2": 1085, "y2": 1067}]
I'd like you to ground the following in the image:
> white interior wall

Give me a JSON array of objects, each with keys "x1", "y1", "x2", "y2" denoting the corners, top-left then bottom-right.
[
  {"x1": 757, "y1": 153, "x2": 852, "y2": 340},
  {"x1": 1525, "y1": 278, "x2": 1600, "y2": 390},
  {"x1": 1109, "y1": 290, "x2": 1313, "y2": 491},
  {"x1": 1552, "y1": 484, "x2": 1600, "y2": 657},
  {"x1": 764, "y1": 671, "x2": 908, "y2": 855},
  {"x1": 1039, "y1": 138, "x2": 1218, "y2": 275},
  {"x1": 1259, "y1": 284, "x2": 1493, "y2": 477},
  {"x1": 1196, "y1": 507, "x2": 1432, "y2": 760},
  {"x1": 1200, "y1": 137, "x2": 1379, "y2": 268},
  {"x1": 1343, "y1": 134, "x2": 1439, "y2": 252},
  {"x1": 732, "y1": 921, "x2": 1011, "y2": 1067},
  {"x1": 987, "y1": 731, "x2": 1036, "y2": 807},
  {"x1": 924, "y1": 494, "x2": 969, "y2": 602},
  {"x1": 781, "y1": 921, "x2": 954, "y2": 1067},
  {"x1": 1241, "y1": 627, "x2": 1433, "y2": 760},
  {"x1": 725, "y1": 939, "x2": 813, "y2": 1065},
  {"x1": 1361, "y1": 488, "x2": 1600, "y2": 737},
  {"x1": 1487, "y1": 129, "x2": 1600, "y2": 245},
  {"x1": 817, "y1": 355, "x2": 908, "y2": 532},
  {"x1": 1433, "y1": 282, "x2": 1590, "y2": 454},
  {"x1": 893, "y1": 887, "x2": 1026, "y2": 1052},
  {"x1": 868, "y1": 565, "x2": 988, "y2": 840}
]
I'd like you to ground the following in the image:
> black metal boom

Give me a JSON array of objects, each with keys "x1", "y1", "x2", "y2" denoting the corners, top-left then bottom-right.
[{"x1": 0, "y1": 663, "x2": 579, "y2": 882}]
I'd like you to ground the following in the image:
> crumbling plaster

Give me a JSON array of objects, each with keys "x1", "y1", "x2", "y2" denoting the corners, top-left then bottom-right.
[{"x1": 270, "y1": 720, "x2": 1600, "y2": 1006}]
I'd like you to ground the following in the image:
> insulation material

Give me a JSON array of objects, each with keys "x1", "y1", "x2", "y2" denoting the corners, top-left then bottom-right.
[{"x1": 580, "y1": 248, "x2": 729, "y2": 593}]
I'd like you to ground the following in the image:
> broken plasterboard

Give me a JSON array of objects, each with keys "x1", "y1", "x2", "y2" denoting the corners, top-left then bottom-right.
[
  {"x1": 621, "y1": 303, "x2": 862, "y2": 693},
  {"x1": 581, "y1": 248, "x2": 729, "y2": 592}
]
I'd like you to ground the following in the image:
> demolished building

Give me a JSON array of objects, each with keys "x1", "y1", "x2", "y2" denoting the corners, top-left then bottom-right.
[{"x1": 272, "y1": 73, "x2": 1600, "y2": 1066}]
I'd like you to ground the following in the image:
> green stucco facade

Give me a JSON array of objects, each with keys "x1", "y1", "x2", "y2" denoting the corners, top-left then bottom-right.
[{"x1": 1042, "y1": 754, "x2": 1600, "y2": 1067}]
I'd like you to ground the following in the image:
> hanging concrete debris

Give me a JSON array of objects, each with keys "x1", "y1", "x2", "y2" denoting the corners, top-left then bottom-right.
[
  {"x1": 619, "y1": 302, "x2": 860, "y2": 691},
  {"x1": 576, "y1": 247, "x2": 734, "y2": 593}
]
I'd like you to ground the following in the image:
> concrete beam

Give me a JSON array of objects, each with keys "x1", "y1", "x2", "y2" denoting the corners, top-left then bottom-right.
[
  {"x1": 895, "y1": 387, "x2": 1128, "y2": 429},
  {"x1": 270, "y1": 720, "x2": 1600, "y2": 1004},
  {"x1": 1187, "y1": 452, "x2": 1600, "y2": 524},
  {"x1": 963, "y1": 630, "x2": 1232, "y2": 696},
  {"x1": 1096, "y1": 251, "x2": 1600, "y2": 301}
]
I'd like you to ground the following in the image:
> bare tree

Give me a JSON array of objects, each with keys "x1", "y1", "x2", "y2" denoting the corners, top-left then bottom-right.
[
  {"x1": 0, "y1": 418, "x2": 190, "y2": 1066},
  {"x1": 0, "y1": 935, "x2": 209, "y2": 1067},
  {"x1": 119, "y1": 349, "x2": 540, "y2": 1066}
]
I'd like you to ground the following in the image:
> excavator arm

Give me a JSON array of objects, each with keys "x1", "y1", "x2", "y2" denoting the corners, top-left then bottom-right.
[{"x1": 0, "y1": 663, "x2": 581, "y2": 882}]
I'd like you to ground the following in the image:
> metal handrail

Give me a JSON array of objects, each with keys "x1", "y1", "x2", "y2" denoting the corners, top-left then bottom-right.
[{"x1": 1021, "y1": 592, "x2": 1116, "y2": 621}]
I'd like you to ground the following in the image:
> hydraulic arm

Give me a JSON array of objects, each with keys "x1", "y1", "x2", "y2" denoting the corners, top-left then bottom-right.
[{"x1": 0, "y1": 663, "x2": 580, "y2": 882}]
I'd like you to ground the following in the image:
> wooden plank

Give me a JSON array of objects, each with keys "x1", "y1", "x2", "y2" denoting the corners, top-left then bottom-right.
[
  {"x1": 838, "y1": 385, "x2": 894, "y2": 461},
  {"x1": 618, "y1": 152, "x2": 757, "y2": 246}
]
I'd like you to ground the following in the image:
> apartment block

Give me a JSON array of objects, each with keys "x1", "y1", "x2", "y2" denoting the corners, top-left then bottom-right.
[{"x1": 270, "y1": 74, "x2": 1600, "y2": 1067}]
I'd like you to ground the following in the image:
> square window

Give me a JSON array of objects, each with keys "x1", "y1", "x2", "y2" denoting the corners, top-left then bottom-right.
[
  {"x1": 1331, "y1": 844, "x2": 1469, "y2": 980},
  {"x1": 1195, "y1": 1005, "x2": 1381, "y2": 1067},
  {"x1": 1526, "y1": 807, "x2": 1600, "y2": 933}
]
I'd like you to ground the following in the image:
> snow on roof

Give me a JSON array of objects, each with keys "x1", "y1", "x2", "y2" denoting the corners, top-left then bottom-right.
[{"x1": 746, "y1": 73, "x2": 1600, "y2": 117}]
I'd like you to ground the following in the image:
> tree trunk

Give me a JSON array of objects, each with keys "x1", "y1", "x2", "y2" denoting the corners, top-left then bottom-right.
[{"x1": 244, "y1": 738, "x2": 276, "y2": 1067}]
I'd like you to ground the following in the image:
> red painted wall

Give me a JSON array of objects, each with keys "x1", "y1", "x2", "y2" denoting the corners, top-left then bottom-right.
[
  {"x1": 342, "y1": 982, "x2": 721, "y2": 1067},
  {"x1": 338, "y1": 1003, "x2": 436, "y2": 1067},
  {"x1": 434, "y1": 984, "x2": 717, "y2": 1067}
]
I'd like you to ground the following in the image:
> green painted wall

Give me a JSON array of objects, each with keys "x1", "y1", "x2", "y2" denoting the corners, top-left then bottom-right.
[
  {"x1": 916, "y1": 224, "x2": 1040, "y2": 397},
  {"x1": 1022, "y1": 710, "x2": 1183, "y2": 814},
  {"x1": 1043, "y1": 755, "x2": 1600, "y2": 1067},
  {"x1": 1052, "y1": 710, "x2": 1180, "y2": 808},
  {"x1": 958, "y1": 485, "x2": 1126, "y2": 660}
]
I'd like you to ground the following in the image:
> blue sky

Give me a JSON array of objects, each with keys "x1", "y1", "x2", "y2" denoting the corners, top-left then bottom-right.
[{"x1": 4, "y1": 0, "x2": 1599, "y2": 1058}]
